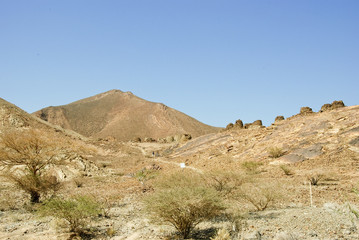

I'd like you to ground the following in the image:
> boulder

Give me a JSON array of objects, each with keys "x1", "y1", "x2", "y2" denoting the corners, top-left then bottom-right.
[
  {"x1": 332, "y1": 100, "x2": 345, "y2": 109},
  {"x1": 226, "y1": 123, "x2": 234, "y2": 130},
  {"x1": 300, "y1": 107, "x2": 313, "y2": 115},
  {"x1": 235, "y1": 119, "x2": 244, "y2": 128},
  {"x1": 320, "y1": 103, "x2": 332, "y2": 112},
  {"x1": 244, "y1": 123, "x2": 252, "y2": 129},
  {"x1": 275, "y1": 116, "x2": 285, "y2": 122},
  {"x1": 320, "y1": 100, "x2": 345, "y2": 112},
  {"x1": 252, "y1": 120, "x2": 263, "y2": 126},
  {"x1": 180, "y1": 134, "x2": 192, "y2": 142}
]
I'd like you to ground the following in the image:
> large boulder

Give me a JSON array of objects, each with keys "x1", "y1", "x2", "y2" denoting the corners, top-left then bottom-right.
[
  {"x1": 275, "y1": 116, "x2": 285, "y2": 122},
  {"x1": 235, "y1": 119, "x2": 244, "y2": 128},
  {"x1": 300, "y1": 107, "x2": 313, "y2": 115},
  {"x1": 320, "y1": 100, "x2": 345, "y2": 112},
  {"x1": 226, "y1": 123, "x2": 234, "y2": 130}
]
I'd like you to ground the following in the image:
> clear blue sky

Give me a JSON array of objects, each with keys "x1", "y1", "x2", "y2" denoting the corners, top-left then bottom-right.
[{"x1": 1, "y1": 1, "x2": 358, "y2": 127}]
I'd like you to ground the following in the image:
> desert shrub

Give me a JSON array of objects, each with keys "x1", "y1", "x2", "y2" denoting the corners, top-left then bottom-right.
[
  {"x1": 144, "y1": 171, "x2": 225, "y2": 239},
  {"x1": 241, "y1": 161, "x2": 263, "y2": 174},
  {"x1": 280, "y1": 165, "x2": 293, "y2": 176},
  {"x1": 211, "y1": 228, "x2": 231, "y2": 240},
  {"x1": 204, "y1": 170, "x2": 246, "y2": 197},
  {"x1": 268, "y1": 147, "x2": 284, "y2": 158},
  {"x1": 39, "y1": 195, "x2": 101, "y2": 235},
  {"x1": 8, "y1": 173, "x2": 61, "y2": 203},
  {"x1": 0, "y1": 129, "x2": 79, "y2": 203},
  {"x1": 307, "y1": 172, "x2": 324, "y2": 186},
  {"x1": 237, "y1": 181, "x2": 281, "y2": 211}
]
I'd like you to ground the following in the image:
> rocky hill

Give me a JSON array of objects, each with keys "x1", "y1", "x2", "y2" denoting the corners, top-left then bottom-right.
[
  {"x1": 171, "y1": 102, "x2": 359, "y2": 168},
  {"x1": 33, "y1": 90, "x2": 220, "y2": 141}
]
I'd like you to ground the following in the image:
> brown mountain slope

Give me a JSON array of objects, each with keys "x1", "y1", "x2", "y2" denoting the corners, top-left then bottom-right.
[{"x1": 33, "y1": 90, "x2": 220, "y2": 141}]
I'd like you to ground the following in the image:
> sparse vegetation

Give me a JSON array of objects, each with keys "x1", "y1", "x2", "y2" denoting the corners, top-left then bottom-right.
[
  {"x1": 204, "y1": 170, "x2": 246, "y2": 197},
  {"x1": 268, "y1": 147, "x2": 285, "y2": 158},
  {"x1": 211, "y1": 228, "x2": 231, "y2": 240},
  {"x1": 39, "y1": 195, "x2": 101, "y2": 236},
  {"x1": 307, "y1": 172, "x2": 324, "y2": 186},
  {"x1": 144, "y1": 171, "x2": 225, "y2": 239},
  {"x1": 0, "y1": 129, "x2": 78, "y2": 203},
  {"x1": 238, "y1": 181, "x2": 281, "y2": 211},
  {"x1": 241, "y1": 161, "x2": 263, "y2": 174}
]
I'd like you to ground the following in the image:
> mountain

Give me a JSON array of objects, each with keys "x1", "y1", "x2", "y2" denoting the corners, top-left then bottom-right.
[
  {"x1": 0, "y1": 97, "x2": 49, "y2": 131},
  {"x1": 32, "y1": 90, "x2": 220, "y2": 141},
  {"x1": 0, "y1": 97, "x2": 86, "y2": 140}
]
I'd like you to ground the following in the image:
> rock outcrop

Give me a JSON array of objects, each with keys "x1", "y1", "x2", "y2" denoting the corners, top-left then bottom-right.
[{"x1": 320, "y1": 100, "x2": 345, "y2": 112}]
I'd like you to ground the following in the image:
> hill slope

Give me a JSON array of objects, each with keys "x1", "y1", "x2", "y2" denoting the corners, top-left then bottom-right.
[
  {"x1": 33, "y1": 90, "x2": 220, "y2": 141},
  {"x1": 170, "y1": 104, "x2": 359, "y2": 170}
]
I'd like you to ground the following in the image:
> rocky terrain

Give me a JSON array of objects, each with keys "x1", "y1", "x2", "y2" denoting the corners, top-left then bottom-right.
[
  {"x1": 33, "y1": 90, "x2": 220, "y2": 141},
  {"x1": 0, "y1": 97, "x2": 359, "y2": 240}
]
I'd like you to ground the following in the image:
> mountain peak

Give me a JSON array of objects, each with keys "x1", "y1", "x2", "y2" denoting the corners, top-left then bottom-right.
[{"x1": 32, "y1": 91, "x2": 220, "y2": 141}]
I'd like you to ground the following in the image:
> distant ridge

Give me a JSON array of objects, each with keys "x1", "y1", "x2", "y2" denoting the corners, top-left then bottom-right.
[{"x1": 33, "y1": 90, "x2": 220, "y2": 141}]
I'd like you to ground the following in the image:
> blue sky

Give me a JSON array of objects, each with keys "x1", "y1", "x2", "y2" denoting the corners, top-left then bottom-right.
[{"x1": 1, "y1": 0, "x2": 358, "y2": 127}]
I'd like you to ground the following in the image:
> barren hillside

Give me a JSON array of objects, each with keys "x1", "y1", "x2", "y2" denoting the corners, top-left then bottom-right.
[{"x1": 33, "y1": 90, "x2": 220, "y2": 141}]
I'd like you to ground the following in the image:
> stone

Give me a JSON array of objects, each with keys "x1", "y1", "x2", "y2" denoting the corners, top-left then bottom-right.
[
  {"x1": 244, "y1": 123, "x2": 252, "y2": 129},
  {"x1": 226, "y1": 123, "x2": 234, "y2": 130},
  {"x1": 235, "y1": 119, "x2": 244, "y2": 128},
  {"x1": 320, "y1": 100, "x2": 345, "y2": 112},
  {"x1": 300, "y1": 107, "x2": 313, "y2": 115},
  {"x1": 331, "y1": 100, "x2": 345, "y2": 109},
  {"x1": 275, "y1": 116, "x2": 285, "y2": 122},
  {"x1": 252, "y1": 120, "x2": 263, "y2": 126},
  {"x1": 320, "y1": 103, "x2": 332, "y2": 112}
]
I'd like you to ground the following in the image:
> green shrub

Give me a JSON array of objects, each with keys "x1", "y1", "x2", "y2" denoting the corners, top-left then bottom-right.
[
  {"x1": 39, "y1": 195, "x2": 101, "y2": 235},
  {"x1": 268, "y1": 147, "x2": 284, "y2": 158},
  {"x1": 144, "y1": 171, "x2": 225, "y2": 239}
]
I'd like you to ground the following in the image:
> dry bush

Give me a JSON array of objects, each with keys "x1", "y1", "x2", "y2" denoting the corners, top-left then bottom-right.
[
  {"x1": 268, "y1": 147, "x2": 285, "y2": 158},
  {"x1": 237, "y1": 180, "x2": 282, "y2": 211},
  {"x1": 0, "y1": 129, "x2": 79, "y2": 203},
  {"x1": 307, "y1": 172, "x2": 324, "y2": 186},
  {"x1": 204, "y1": 170, "x2": 246, "y2": 197},
  {"x1": 144, "y1": 171, "x2": 225, "y2": 239},
  {"x1": 211, "y1": 228, "x2": 231, "y2": 240},
  {"x1": 241, "y1": 161, "x2": 263, "y2": 174},
  {"x1": 8, "y1": 173, "x2": 61, "y2": 203},
  {"x1": 39, "y1": 195, "x2": 101, "y2": 236}
]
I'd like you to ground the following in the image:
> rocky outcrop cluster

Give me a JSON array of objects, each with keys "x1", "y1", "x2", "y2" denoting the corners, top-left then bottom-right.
[
  {"x1": 320, "y1": 100, "x2": 345, "y2": 112},
  {"x1": 226, "y1": 119, "x2": 263, "y2": 130}
]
